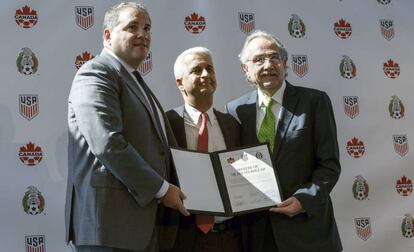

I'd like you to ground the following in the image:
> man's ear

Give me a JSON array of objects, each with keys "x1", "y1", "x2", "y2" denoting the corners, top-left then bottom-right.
[
  {"x1": 103, "y1": 28, "x2": 111, "y2": 45},
  {"x1": 176, "y1": 79, "x2": 184, "y2": 91},
  {"x1": 242, "y1": 63, "x2": 248, "y2": 73}
]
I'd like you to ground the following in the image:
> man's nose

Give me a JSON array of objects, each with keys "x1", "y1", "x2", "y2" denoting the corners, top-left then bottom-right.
[{"x1": 201, "y1": 68, "x2": 209, "y2": 77}]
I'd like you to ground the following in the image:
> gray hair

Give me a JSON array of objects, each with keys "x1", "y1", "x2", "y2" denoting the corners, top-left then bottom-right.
[
  {"x1": 238, "y1": 30, "x2": 288, "y2": 64},
  {"x1": 103, "y1": 2, "x2": 150, "y2": 31},
  {"x1": 174, "y1": 47, "x2": 213, "y2": 79}
]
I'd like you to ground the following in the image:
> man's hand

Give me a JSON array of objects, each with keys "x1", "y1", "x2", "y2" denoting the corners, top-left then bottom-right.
[
  {"x1": 269, "y1": 196, "x2": 304, "y2": 217},
  {"x1": 160, "y1": 184, "x2": 190, "y2": 216}
]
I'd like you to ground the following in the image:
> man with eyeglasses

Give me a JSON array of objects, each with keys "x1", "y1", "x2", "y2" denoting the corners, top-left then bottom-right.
[{"x1": 225, "y1": 31, "x2": 342, "y2": 252}]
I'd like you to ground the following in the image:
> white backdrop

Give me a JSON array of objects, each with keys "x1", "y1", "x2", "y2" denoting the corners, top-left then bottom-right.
[{"x1": 1, "y1": 0, "x2": 413, "y2": 251}]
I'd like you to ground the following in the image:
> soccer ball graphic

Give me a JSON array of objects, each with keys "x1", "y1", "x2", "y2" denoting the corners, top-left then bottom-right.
[
  {"x1": 355, "y1": 190, "x2": 367, "y2": 200},
  {"x1": 291, "y1": 29, "x2": 303, "y2": 38},
  {"x1": 27, "y1": 203, "x2": 41, "y2": 215},
  {"x1": 377, "y1": 0, "x2": 391, "y2": 5},
  {"x1": 392, "y1": 110, "x2": 402, "y2": 119},
  {"x1": 404, "y1": 229, "x2": 413, "y2": 238},
  {"x1": 343, "y1": 70, "x2": 354, "y2": 79},
  {"x1": 21, "y1": 64, "x2": 34, "y2": 75}
]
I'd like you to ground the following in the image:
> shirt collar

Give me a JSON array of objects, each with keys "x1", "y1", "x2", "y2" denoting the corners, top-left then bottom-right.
[
  {"x1": 257, "y1": 80, "x2": 286, "y2": 107},
  {"x1": 184, "y1": 103, "x2": 214, "y2": 125},
  {"x1": 103, "y1": 48, "x2": 136, "y2": 74}
]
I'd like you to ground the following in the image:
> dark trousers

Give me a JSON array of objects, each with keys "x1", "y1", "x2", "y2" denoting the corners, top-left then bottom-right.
[{"x1": 193, "y1": 227, "x2": 242, "y2": 252}]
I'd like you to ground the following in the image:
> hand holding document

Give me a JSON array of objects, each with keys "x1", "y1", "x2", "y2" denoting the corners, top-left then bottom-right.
[{"x1": 170, "y1": 144, "x2": 282, "y2": 216}]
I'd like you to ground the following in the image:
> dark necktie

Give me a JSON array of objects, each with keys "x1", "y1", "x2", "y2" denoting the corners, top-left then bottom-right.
[
  {"x1": 132, "y1": 71, "x2": 167, "y2": 147},
  {"x1": 195, "y1": 112, "x2": 214, "y2": 233}
]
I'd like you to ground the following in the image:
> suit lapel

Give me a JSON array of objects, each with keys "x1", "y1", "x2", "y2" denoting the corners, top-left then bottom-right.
[
  {"x1": 239, "y1": 91, "x2": 259, "y2": 145},
  {"x1": 274, "y1": 82, "x2": 298, "y2": 158}
]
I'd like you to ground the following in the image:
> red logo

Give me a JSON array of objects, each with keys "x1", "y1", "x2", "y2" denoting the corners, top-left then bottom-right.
[
  {"x1": 292, "y1": 55, "x2": 308, "y2": 77},
  {"x1": 15, "y1": 5, "x2": 38, "y2": 29},
  {"x1": 184, "y1": 13, "x2": 206, "y2": 34},
  {"x1": 343, "y1": 96, "x2": 359, "y2": 119},
  {"x1": 19, "y1": 142, "x2": 43, "y2": 166},
  {"x1": 334, "y1": 18, "x2": 352, "y2": 39},
  {"x1": 138, "y1": 52, "x2": 152, "y2": 76},
  {"x1": 383, "y1": 59, "x2": 400, "y2": 79},
  {"x1": 346, "y1": 137, "x2": 365, "y2": 158},
  {"x1": 396, "y1": 176, "x2": 413, "y2": 196},
  {"x1": 75, "y1": 51, "x2": 94, "y2": 70},
  {"x1": 75, "y1": 6, "x2": 94, "y2": 30}
]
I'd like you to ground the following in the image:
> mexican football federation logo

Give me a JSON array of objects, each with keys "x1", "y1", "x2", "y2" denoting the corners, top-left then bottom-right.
[
  {"x1": 380, "y1": 19, "x2": 394, "y2": 41},
  {"x1": 340, "y1": 55, "x2": 356, "y2": 79},
  {"x1": 377, "y1": 0, "x2": 391, "y2": 5},
  {"x1": 352, "y1": 175, "x2": 369, "y2": 200},
  {"x1": 383, "y1": 59, "x2": 400, "y2": 79},
  {"x1": 355, "y1": 217, "x2": 372, "y2": 241},
  {"x1": 138, "y1": 51, "x2": 152, "y2": 76},
  {"x1": 288, "y1": 14, "x2": 306, "y2": 38},
  {"x1": 15, "y1": 5, "x2": 38, "y2": 29},
  {"x1": 22, "y1": 186, "x2": 45, "y2": 215},
  {"x1": 343, "y1": 96, "x2": 359, "y2": 119},
  {"x1": 25, "y1": 235, "x2": 45, "y2": 252},
  {"x1": 75, "y1": 6, "x2": 94, "y2": 30},
  {"x1": 402, "y1": 214, "x2": 414, "y2": 238},
  {"x1": 396, "y1": 176, "x2": 413, "y2": 197},
  {"x1": 292, "y1": 55, "x2": 308, "y2": 77},
  {"x1": 346, "y1": 137, "x2": 365, "y2": 158},
  {"x1": 184, "y1": 12, "x2": 206, "y2": 34},
  {"x1": 388, "y1": 95, "x2": 405, "y2": 119},
  {"x1": 334, "y1": 18, "x2": 352, "y2": 39},
  {"x1": 16, "y1": 48, "x2": 39, "y2": 75},
  {"x1": 393, "y1": 134, "x2": 409, "y2": 157},
  {"x1": 238, "y1": 12, "x2": 255, "y2": 35},
  {"x1": 75, "y1": 51, "x2": 94, "y2": 70},
  {"x1": 19, "y1": 94, "x2": 39, "y2": 120},
  {"x1": 19, "y1": 142, "x2": 43, "y2": 166}
]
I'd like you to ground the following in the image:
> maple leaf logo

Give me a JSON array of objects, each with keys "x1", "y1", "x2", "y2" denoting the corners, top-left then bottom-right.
[
  {"x1": 75, "y1": 51, "x2": 94, "y2": 70},
  {"x1": 396, "y1": 176, "x2": 413, "y2": 196},
  {"x1": 383, "y1": 59, "x2": 400, "y2": 79},
  {"x1": 17, "y1": 5, "x2": 37, "y2": 16},
  {"x1": 184, "y1": 12, "x2": 206, "y2": 34},
  {"x1": 334, "y1": 18, "x2": 352, "y2": 39},
  {"x1": 15, "y1": 5, "x2": 38, "y2": 28},
  {"x1": 19, "y1": 142, "x2": 43, "y2": 166},
  {"x1": 346, "y1": 137, "x2": 365, "y2": 158}
]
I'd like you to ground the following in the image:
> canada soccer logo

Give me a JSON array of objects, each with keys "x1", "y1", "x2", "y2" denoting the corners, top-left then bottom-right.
[
  {"x1": 396, "y1": 176, "x2": 413, "y2": 196},
  {"x1": 288, "y1": 14, "x2": 306, "y2": 38},
  {"x1": 380, "y1": 19, "x2": 394, "y2": 41},
  {"x1": 15, "y1": 5, "x2": 38, "y2": 28},
  {"x1": 19, "y1": 94, "x2": 39, "y2": 120},
  {"x1": 353, "y1": 175, "x2": 369, "y2": 200},
  {"x1": 75, "y1": 6, "x2": 94, "y2": 30},
  {"x1": 184, "y1": 12, "x2": 206, "y2": 34},
  {"x1": 346, "y1": 137, "x2": 365, "y2": 158},
  {"x1": 25, "y1": 235, "x2": 46, "y2": 252},
  {"x1": 292, "y1": 55, "x2": 308, "y2": 77},
  {"x1": 377, "y1": 0, "x2": 391, "y2": 5},
  {"x1": 389, "y1": 95, "x2": 405, "y2": 119},
  {"x1": 16, "y1": 48, "x2": 39, "y2": 75},
  {"x1": 383, "y1": 59, "x2": 400, "y2": 79},
  {"x1": 18, "y1": 142, "x2": 43, "y2": 166},
  {"x1": 340, "y1": 55, "x2": 356, "y2": 79},
  {"x1": 138, "y1": 51, "x2": 152, "y2": 76},
  {"x1": 22, "y1": 186, "x2": 45, "y2": 215},
  {"x1": 393, "y1": 134, "x2": 409, "y2": 157},
  {"x1": 334, "y1": 18, "x2": 352, "y2": 39},
  {"x1": 238, "y1": 12, "x2": 255, "y2": 35},
  {"x1": 355, "y1": 217, "x2": 372, "y2": 241},
  {"x1": 75, "y1": 51, "x2": 94, "y2": 70},
  {"x1": 402, "y1": 214, "x2": 414, "y2": 238},
  {"x1": 343, "y1": 96, "x2": 359, "y2": 119}
]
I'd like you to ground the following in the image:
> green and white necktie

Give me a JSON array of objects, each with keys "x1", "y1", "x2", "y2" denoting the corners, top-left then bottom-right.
[{"x1": 258, "y1": 98, "x2": 276, "y2": 153}]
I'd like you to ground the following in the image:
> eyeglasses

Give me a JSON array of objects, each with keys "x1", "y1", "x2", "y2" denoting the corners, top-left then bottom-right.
[{"x1": 248, "y1": 54, "x2": 283, "y2": 66}]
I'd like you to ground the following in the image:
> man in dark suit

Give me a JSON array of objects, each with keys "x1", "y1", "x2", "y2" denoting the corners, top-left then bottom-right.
[
  {"x1": 65, "y1": 2, "x2": 189, "y2": 252},
  {"x1": 163, "y1": 47, "x2": 245, "y2": 252},
  {"x1": 225, "y1": 31, "x2": 342, "y2": 252}
]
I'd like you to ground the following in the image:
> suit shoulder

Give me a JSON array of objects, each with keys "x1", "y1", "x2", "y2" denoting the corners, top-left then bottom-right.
[
  {"x1": 214, "y1": 110, "x2": 240, "y2": 126},
  {"x1": 291, "y1": 84, "x2": 329, "y2": 100}
]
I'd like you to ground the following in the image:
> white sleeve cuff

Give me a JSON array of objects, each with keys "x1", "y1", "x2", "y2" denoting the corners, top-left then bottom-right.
[{"x1": 155, "y1": 180, "x2": 169, "y2": 199}]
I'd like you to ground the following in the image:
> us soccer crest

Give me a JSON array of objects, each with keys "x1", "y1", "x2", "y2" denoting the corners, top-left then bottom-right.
[
  {"x1": 392, "y1": 134, "x2": 409, "y2": 157},
  {"x1": 292, "y1": 55, "x2": 308, "y2": 77},
  {"x1": 238, "y1": 12, "x2": 255, "y2": 35},
  {"x1": 340, "y1": 55, "x2": 356, "y2": 79},
  {"x1": 184, "y1": 12, "x2": 206, "y2": 34},
  {"x1": 16, "y1": 48, "x2": 39, "y2": 75},
  {"x1": 388, "y1": 95, "x2": 405, "y2": 119},
  {"x1": 138, "y1": 52, "x2": 152, "y2": 76},
  {"x1": 19, "y1": 94, "x2": 39, "y2": 120},
  {"x1": 15, "y1": 5, "x2": 38, "y2": 29},
  {"x1": 377, "y1": 0, "x2": 391, "y2": 5},
  {"x1": 380, "y1": 19, "x2": 394, "y2": 40},
  {"x1": 355, "y1": 217, "x2": 372, "y2": 240},
  {"x1": 75, "y1": 6, "x2": 94, "y2": 30},
  {"x1": 22, "y1": 186, "x2": 45, "y2": 215},
  {"x1": 402, "y1": 214, "x2": 414, "y2": 238},
  {"x1": 396, "y1": 176, "x2": 413, "y2": 196},
  {"x1": 19, "y1": 142, "x2": 43, "y2": 166},
  {"x1": 343, "y1": 96, "x2": 359, "y2": 119},
  {"x1": 352, "y1": 175, "x2": 369, "y2": 200},
  {"x1": 383, "y1": 59, "x2": 400, "y2": 79},
  {"x1": 334, "y1": 18, "x2": 352, "y2": 39},
  {"x1": 26, "y1": 235, "x2": 45, "y2": 252},
  {"x1": 346, "y1": 137, "x2": 365, "y2": 158},
  {"x1": 288, "y1": 14, "x2": 306, "y2": 38},
  {"x1": 75, "y1": 51, "x2": 94, "y2": 70}
]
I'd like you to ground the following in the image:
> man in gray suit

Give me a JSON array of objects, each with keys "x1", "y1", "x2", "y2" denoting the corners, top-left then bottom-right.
[
  {"x1": 65, "y1": 2, "x2": 189, "y2": 252},
  {"x1": 225, "y1": 31, "x2": 342, "y2": 252}
]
